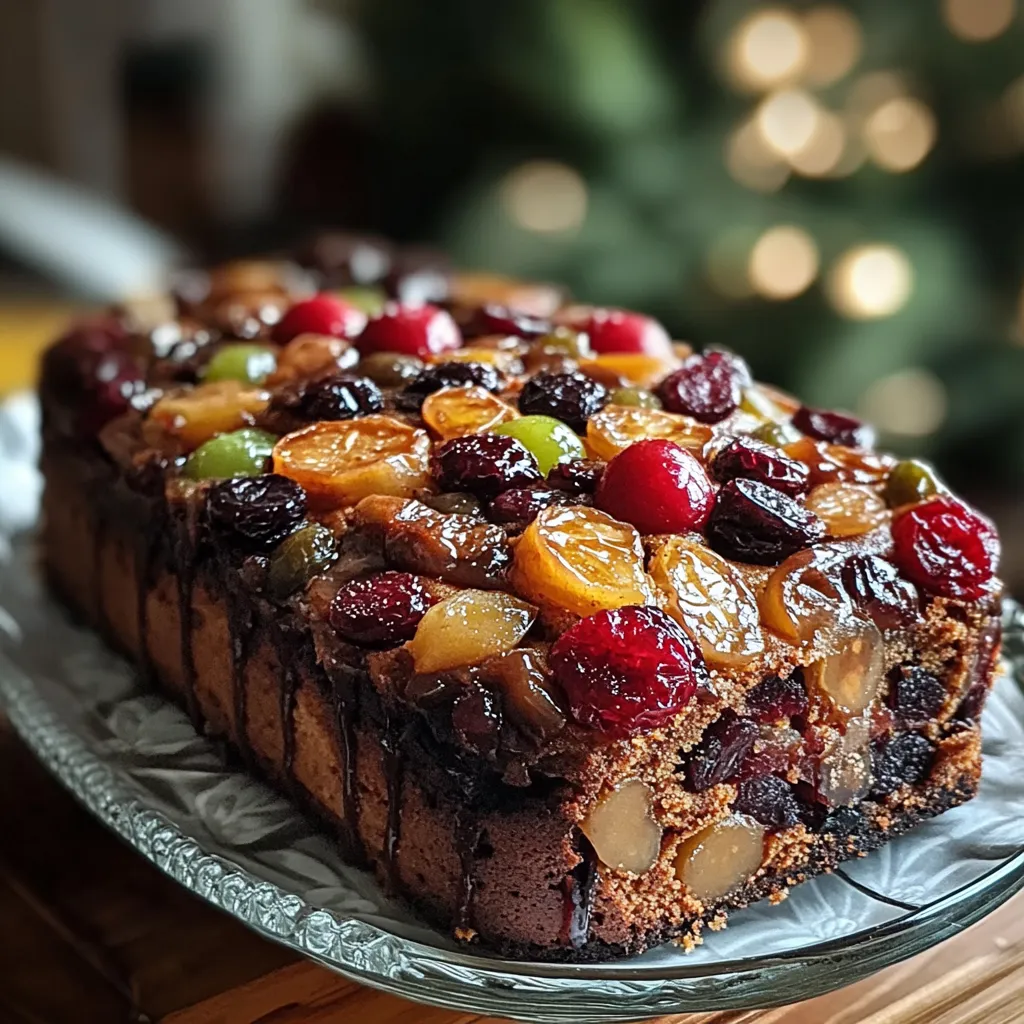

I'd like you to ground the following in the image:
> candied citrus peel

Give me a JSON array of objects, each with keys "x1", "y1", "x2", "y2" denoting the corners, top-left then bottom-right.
[
  {"x1": 579, "y1": 353, "x2": 679, "y2": 390},
  {"x1": 585, "y1": 405, "x2": 713, "y2": 461},
  {"x1": 148, "y1": 381, "x2": 270, "y2": 451},
  {"x1": 805, "y1": 482, "x2": 888, "y2": 538},
  {"x1": 758, "y1": 547, "x2": 851, "y2": 645},
  {"x1": 421, "y1": 385, "x2": 519, "y2": 440}
]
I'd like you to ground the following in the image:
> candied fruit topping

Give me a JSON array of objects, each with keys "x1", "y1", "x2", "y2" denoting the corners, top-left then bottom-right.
[
  {"x1": 582, "y1": 353, "x2": 676, "y2": 390},
  {"x1": 712, "y1": 437, "x2": 810, "y2": 497},
  {"x1": 421, "y1": 386, "x2": 519, "y2": 440},
  {"x1": 887, "y1": 666, "x2": 946, "y2": 727},
  {"x1": 406, "y1": 589, "x2": 536, "y2": 673},
  {"x1": 675, "y1": 815, "x2": 765, "y2": 902},
  {"x1": 546, "y1": 458, "x2": 604, "y2": 494},
  {"x1": 493, "y1": 415, "x2": 585, "y2": 475},
  {"x1": 648, "y1": 536, "x2": 764, "y2": 668},
  {"x1": 607, "y1": 385, "x2": 661, "y2": 409},
  {"x1": 595, "y1": 440, "x2": 714, "y2": 536},
  {"x1": 706, "y1": 478, "x2": 825, "y2": 566},
  {"x1": 487, "y1": 486, "x2": 571, "y2": 531},
  {"x1": 783, "y1": 437, "x2": 894, "y2": 488},
  {"x1": 657, "y1": 350, "x2": 750, "y2": 424},
  {"x1": 400, "y1": 360, "x2": 503, "y2": 407},
  {"x1": 580, "y1": 779, "x2": 662, "y2": 874},
  {"x1": 891, "y1": 496, "x2": 999, "y2": 600},
  {"x1": 585, "y1": 405, "x2": 713, "y2": 461},
  {"x1": 183, "y1": 428, "x2": 277, "y2": 480},
  {"x1": 684, "y1": 713, "x2": 759, "y2": 791},
  {"x1": 839, "y1": 553, "x2": 919, "y2": 631},
  {"x1": 266, "y1": 522, "x2": 337, "y2": 599},
  {"x1": 451, "y1": 686, "x2": 502, "y2": 756},
  {"x1": 480, "y1": 648, "x2": 565, "y2": 741},
  {"x1": 807, "y1": 618, "x2": 884, "y2": 716},
  {"x1": 273, "y1": 293, "x2": 366, "y2": 344},
  {"x1": 431, "y1": 433, "x2": 542, "y2": 499},
  {"x1": 206, "y1": 474, "x2": 306, "y2": 550},
  {"x1": 149, "y1": 381, "x2": 270, "y2": 451},
  {"x1": 460, "y1": 303, "x2": 551, "y2": 339},
  {"x1": 358, "y1": 351, "x2": 423, "y2": 387},
  {"x1": 356, "y1": 302, "x2": 461, "y2": 359},
  {"x1": 792, "y1": 405, "x2": 873, "y2": 448},
  {"x1": 885, "y1": 458, "x2": 939, "y2": 508},
  {"x1": 273, "y1": 415, "x2": 431, "y2": 506},
  {"x1": 758, "y1": 548, "x2": 850, "y2": 645},
  {"x1": 267, "y1": 333, "x2": 357, "y2": 385},
  {"x1": 202, "y1": 343, "x2": 278, "y2": 386},
  {"x1": 76, "y1": 351, "x2": 147, "y2": 434},
  {"x1": 549, "y1": 605, "x2": 704, "y2": 738},
  {"x1": 734, "y1": 775, "x2": 800, "y2": 831},
  {"x1": 272, "y1": 373, "x2": 384, "y2": 422},
  {"x1": 745, "y1": 673, "x2": 809, "y2": 723},
  {"x1": 560, "y1": 307, "x2": 673, "y2": 359},
  {"x1": 511, "y1": 505, "x2": 656, "y2": 617},
  {"x1": 871, "y1": 733, "x2": 935, "y2": 796},
  {"x1": 804, "y1": 482, "x2": 888, "y2": 538},
  {"x1": 328, "y1": 571, "x2": 435, "y2": 647},
  {"x1": 517, "y1": 372, "x2": 608, "y2": 434}
]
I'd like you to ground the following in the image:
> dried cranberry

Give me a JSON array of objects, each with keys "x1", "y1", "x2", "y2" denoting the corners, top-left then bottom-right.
[
  {"x1": 840, "y1": 553, "x2": 919, "y2": 630},
  {"x1": 276, "y1": 374, "x2": 384, "y2": 421},
  {"x1": 595, "y1": 440, "x2": 714, "y2": 535},
  {"x1": 451, "y1": 686, "x2": 502, "y2": 756},
  {"x1": 549, "y1": 606, "x2": 704, "y2": 738},
  {"x1": 569, "y1": 308, "x2": 673, "y2": 359},
  {"x1": 735, "y1": 775, "x2": 800, "y2": 831},
  {"x1": 745, "y1": 672, "x2": 809, "y2": 723},
  {"x1": 328, "y1": 571, "x2": 435, "y2": 647},
  {"x1": 77, "y1": 351, "x2": 148, "y2": 434},
  {"x1": 657, "y1": 351, "x2": 750, "y2": 424},
  {"x1": 890, "y1": 497, "x2": 999, "y2": 600},
  {"x1": 272, "y1": 293, "x2": 365, "y2": 344},
  {"x1": 398, "y1": 361, "x2": 503, "y2": 409},
  {"x1": 684, "y1": 712, "x2": 759, "y2": 791},
  {"x1": 356, "y1": 302, "x2": 461, "y2": 359},
  {"x1": 431, "y1": 434, "x2": 542, "y2": 499},
  {"x1": 792, "y1": 405, "x2": 873, "y2": 448},
  {"x1": 206, "y1": 475, "x2": 307, "y2": 550},
  {"x1": 461, "y1": 304, "x2": 550, "y2": 339},
  {"x1": 518, "y1": 372, "x2": 608, "y2": 433},
  {"x1": 817, "y1": 806, "x2": 866, "y2": 838},
  {"x1": 871, "y1": 733, "x2": 935, "y2": 796},
  {"x1": 712, "y1": 437, "x2": 810, "y2": 497},
  {"x1": 887, "y1": 666, "x2": 946, "y2": 727},
  {"x1": 546, "y1": 459, "x2": 604, "y2": 494},
  {"x1": 706, "y1": 479, "x2": 825, "y2": 565},
  {"x1": 487, "y1": 487, "x2": 571, "y2": 531}
]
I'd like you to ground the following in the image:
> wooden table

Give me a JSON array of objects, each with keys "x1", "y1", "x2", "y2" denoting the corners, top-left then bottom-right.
[{"x1": 3, "y1": 308, "x2": 1024, "y2": 1023}]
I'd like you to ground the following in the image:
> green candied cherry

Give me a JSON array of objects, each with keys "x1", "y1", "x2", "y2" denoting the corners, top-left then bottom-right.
[
  {"x1": 535, "y1": 328, "x2": 590, "y2": 359},
  {"x1": 358, "y1": 351, "x2": 424, "y2": 387},
  {"x1": 203, "y1": 343, "x2": 278, "y2": 385},
  {"x1": 267, "y1": 522, "x2": 337, "y2": 598},
  {"x1": 183, "y1": 428, "x2": 277, "y2": 481},
  {"x1": 885, "y1": 459, "x2": 940, "y2": 508},
  {"x1": 336, "y1": 286, "x2": 387, "y2": 316},
  {"x1": 752, "y1": 420, "x2": 802, "y2": 448},
  {"x1": 609, "y1": 386, "x2": 661, "y2": 410},
  {"x1": 494, "y1": 415, "x2": 585, "y2": 475}
]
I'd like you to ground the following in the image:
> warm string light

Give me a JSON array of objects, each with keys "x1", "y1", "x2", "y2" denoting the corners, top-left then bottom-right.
[
  {"x1": 863, "y1": 97, "x2": 937, "y2": 172},
  {"x1": 802, "y1": 6, "x2": 863, "y2": 86},
  {"x1": 859, "y1": 368, "x2": 948, "y2": 436},
  {"x1": 756, "y1": 89, "x2": 822, "y2": 156},
  {"x1": 725, "y1": 119, "x2": 790, "y2": 192},
  {"x1": 725, "y1": 9, "x2": 808, "y2": 93},
  {"x1": 942, "y1": 0, "x2": 1016, "y2": 42},
  {"x1": 500, "y1": 161, "x2": 588, "y2": 234},
  {"x1": 748, "y1": 226, "x2": 819, "y2": 299},
  {"x1": 828, "y1": 245, "x2": 914, "y2": 319}
]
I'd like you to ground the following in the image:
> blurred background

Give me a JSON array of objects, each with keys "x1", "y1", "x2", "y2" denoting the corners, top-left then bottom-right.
[{"x1": 2, "y1": 0, "x2": 1024, "y2": 581}]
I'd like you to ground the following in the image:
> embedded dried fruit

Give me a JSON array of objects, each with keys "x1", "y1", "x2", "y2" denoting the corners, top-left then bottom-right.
[
  {"x1": 451, "y1": 686, "x2": 502, "y2": 755},
  {"x1": 890, "y1": 496, "x2": 1000, "y2": 600},
  {"x1": 267, "y1": 333, "x2": 358, "y2": 385},
  {"x1": 839, "y1": 554, "x2": 919, "y2": 631},
  {"x1": 580, "y1": 780, "x2": 662, "y2": 874},
  {"x1": 792, "y1": 405, "x2": 873, "y2": 448},
  {"x1": 480, "y1": 648, "x2": 565, "y2": 741},
  {"x1": 745, "y1": 673, "x2": 809, "y2": 723},
  {"x1": 685, "y1": 713, "x2": 759, "y2": 791},
  {"x1": 421, "y1": 386, "x2": 518, "y2": 440},
  {"x1": 734, "y1": 775, "x2": 800, "y2": 831},
  {"x1": 706, "y1": 479, "x2": 825, "y2": 566},
  {"x1": 595, "y1": 440, "x2": 714, "y2": 536},
  {"x1": 518, "y1": 372, "x2": 608, "y2": 433},
  {"x1": 711, "y1": 437, "x2": 810, "y2": 497},
  {"x1": 273, "y1": 374, "x2": 384, "y2": 422},
  {"x1": 887, "y1": 666, "x2": 946, "y2": 727},
  {"x1": 657, "y1": 351, "x2": 751, "y2": 423},
  {"x1": 329, "y1": 571, "x2": 435, "y2": 647},
  {"x1": 202, "y1": 343, "x2": 277, "y2": 386},
  {"x1": 585, "y1": 405, "x2": 713, "y2": 461},
  {"x1": 805, "y1": 482, "x2": 888, "y2": 538},
  {"x1": 206, "y1": 474, "x2": 306, "y2": 550},
  {"x1": 510, "y1": 505, "x2": 655, "y2": 617},
  {"x1": 817, "y1": 717, "x2": 872, "y2": 807},
  {"x1": 675, "y1": 815, "x2": 765, "y2": 902},
  {"x1": 149, "y1": 381, "x2": 270, "y2": 451},
  {"x1": 406, "y1": 590, "x2": 536, "y2": 673},
  {"x1": 549, "y1": 605, "x2": 704, "y2": 737},
  {"x1": 871, "y1": 733, "x2": 935, "y2": 796},
  {"x1": 272, "y1": 415, "x2": 430, "y2": 506},
  {"x1": 431, "y1": 434, "x2": 542, "y2": 499},
  {"x1": 607, "y1": 385, "x2": 661, "y2": 409},
  {"x1": 400, "y1": 361, "x2": 503, "y2": 407},
  {"x1": 758, "y1": 548, "x2": 850, "y2": 645},
  {"x1": 649, "y1": 536, "x2": 764, "y2": 668},
  {"x1": 807, "y1": 618, "x2": 884, "y2": 716}
]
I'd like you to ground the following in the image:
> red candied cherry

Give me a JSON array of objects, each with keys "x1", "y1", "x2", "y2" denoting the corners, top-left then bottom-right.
[
  {"x1": 273, "y1": 293, "x2": 366, "y2": 344},
  {"x1": 550, "y1": 605, "x2": 704, "y2": 738},
  {"x1": 328, "y1": 571, "x2": 436, "y2": 647},
  {"x1": 657, "y1": 350, "x2": 751, "y2": 423},
  {"x1": 567, "y1": 308, "x2": 673, "y2": 359},
  {"x1": 356, "y1": 302, "x2": 462, "y2": 359},
  {"x1": 890, "y1": 496, "x2": 999, "y2": 600},
  {"x1": 77, "y1": 350, "x2": 148, "y2": 434},
  {"x1": 595, "y1": 439, "x2": 714, "y2": 535},
  {"x1": 792, "y1": 405, "x2": 873, "y2": 448},
  {"x1": 461, "y1": 304, "x2": 551, "y2": 339}
]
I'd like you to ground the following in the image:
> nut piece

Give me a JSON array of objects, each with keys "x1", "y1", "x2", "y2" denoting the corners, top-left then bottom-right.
[
  {"x1": 675, "y1": 815, "x2": 766, "y2": 902},
  {"x1": 406, "y1": 589, "x2": 537, "y2": 673},
  {"x1": 580, "y1": 779, "x2": 663, "y2": 875},
  {"x1": 758, "y1": 548, "x2": 851, "y2": 645},
  {"x1": 649, "y1": 536, "x2": 764, "y2": 668},
  {"x1": 510, "y1": 505, "x2": 656, "y2": 617},
  {"x1": 421, "y1": 385, "x2": 519, "y2": 440},
  {"x1": 807, "y1": 618, "x2": 884, "y2": 716},
  {"x1": 585, "y1": 405, "x2": 713, "y2": 461},
  {"x1": 148, "y1": 381, "x2": 270, "y2": 451},
  {"x1": 805, "y1": 482, "x2": 888, "y2": 538},
  {"x1": 272, "y1": 415, "x2": 430, "y2": 507}
]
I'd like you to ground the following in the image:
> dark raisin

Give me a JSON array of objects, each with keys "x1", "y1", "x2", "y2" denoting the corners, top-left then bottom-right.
[
  {"x1": 745, "y1": 672, "x2": 809, "y2": 723},
  {"x1": 460, "y1": 304, "x2": 551, "y2": 339},
  {"x1": 275, "y1": 373, "x2": 384, "y2": 421},
  {"x1": 871, "y1": 733, "x2": 935, "y2": 796},
  {"x1": 712, "y1": 437, "x2": 810, "y2": 497},
  {"x1": 705, "y1": 478, "x2": 826, "y2": 565},
  {"x1": 487, "y1": 487, "x2": 571, "y2": 531},
  {"x1": 546, "y1": 459, "x2": 604, "y2": 494},
  {"x1": 452, "y1": 685, "x2": 502, "y2": 756},
  {"x1": 206, "y1": 475, "x2": 307, "y2": 550},
  {"x1": 887, "y1": 666, "x2": 946, "y2": 727},
  {"x1": 328, "y1": 571, "x2": 434, "y2": 647},
  {"x1": 818, "y1": 806, "x2": 867, "y2": 838},
  {"x1": 431, "y1": 434, "x2": 542, "y2": 500},
  {"x1": 840, "y1": 553, "x2": 919, "y2": 630},
  {"x1": 684, "y1": 713, "x2": 759, "y2": 792},
  {"x1": 657, "y1": 350, "x2": 750, "y2": 423},
  {"x1": 518, "y1": 372, "x2": 608, "y2": 433},
  {"x1": 734, "y1": 775, "x2": 800, "y2": 831},
  {"x1": 792, "y1": 405, "x2": 874, "y2": 448},
  {"x1": 397, "y1": 360, "x2": 503, "y2": 409}
]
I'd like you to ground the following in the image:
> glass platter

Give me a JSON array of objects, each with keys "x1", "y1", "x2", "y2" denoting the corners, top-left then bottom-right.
[{"x1": 2, "y1": 393, "x2": 1024, "y2": 1023}]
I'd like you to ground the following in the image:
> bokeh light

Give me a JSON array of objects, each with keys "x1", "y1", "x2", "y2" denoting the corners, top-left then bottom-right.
[
  {"x1": 706, "y1": 230, "x2": 757, "y2": 299},
  {"x1": 828, "y1": 245, "x2": 914, "y2": 319},
  {"x1": 846, "y1": 72, "x2": 909, "y2": 117},
  {"x1": 500, "y1": 161, "x2": 588, "y2": 234},
  {"x1": 725, "y1": 10, "x2": 808, "y2": 93},
  {"x1": 726, "y1": 119, "x2": 791, "y2": 192},
  {"x1": 748, "y1": 226, "x2": 820, "y2": 299},
  {"x1": 788, "y1": 110, "x2": 849, "y2": 176},
  {"x1": 756, "y1": 89, "x2": 822, "y2": 156},
  {"x1": 942, "y1": 0, "x2": 1016, "y2": 42},
  {"x1": 859, "y1": 368, "x2": 948, "y2": 436},
  {"x1": 863, "y1": 97, "x2": 937, "y2": 172},
  {"x1": 802, "y1": 6, "x2": 863, "y2": 86}
]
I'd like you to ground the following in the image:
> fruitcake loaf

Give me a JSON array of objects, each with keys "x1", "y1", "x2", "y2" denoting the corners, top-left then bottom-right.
[{"x1": 38, "y1": 235, "x2": 1003, "y2": 961}]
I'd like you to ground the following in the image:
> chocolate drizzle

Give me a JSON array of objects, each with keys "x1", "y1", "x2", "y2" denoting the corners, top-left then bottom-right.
[
  {"x1": 560, "y1": 834, "x2": 598, "y2": 950},
  {"x1": 171, "y1": 506, "x2": 201, "y2": 729},
  {"x1": 224, "y1": 580, "x2": 256, "y2": 766},
  {"x1": 331, "y1": 673, "x2": 361, "y2": 853},
  {"x1": 280, "y1": 658, "x2": 299, "y2": 778},
  {"x1": 134, "y1": 506, "x2": 163, "y2": 688},
  {"x1": 381, "y1": 715, "x2": 405, "y2": 894},
  {"x1": 454, "y1": 813, "x2": 482, "y2": 937}
]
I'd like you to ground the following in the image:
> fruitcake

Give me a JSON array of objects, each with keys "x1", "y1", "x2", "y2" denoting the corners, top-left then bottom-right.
[{"x1": 37, "y1": 235, "x2": 1003, "y2": 961}]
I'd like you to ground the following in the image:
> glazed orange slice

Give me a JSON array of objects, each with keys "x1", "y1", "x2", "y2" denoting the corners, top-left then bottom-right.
[
  {"x1": 758, "y1": 548, "x2": 851, "y2": 645},
  {"x1": 273, "y1": 415, "x2": 430, "y2": 507},
  {"x1": 805, "y1": 482, "x2": 888, "y2": 538},
  {"x1": 579, "y1": 352, "x2": 680, "y2": 389},
  {"x1": 585, "y1": 406, "x2": 714, "y2": 461},
  {"x1": 421, "y1": 385, "x2": 519, "y2": 440},
  {"x1": 148, "y1": 381, "x2": 269, "y2": 451},
  {"x1": 510, "y1": 505, "x2": 656, "y2": 617}
]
